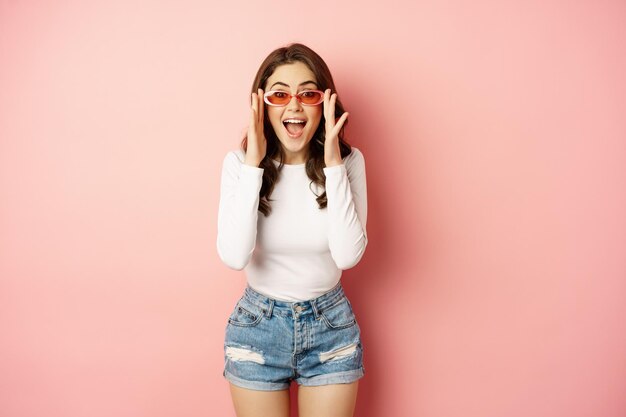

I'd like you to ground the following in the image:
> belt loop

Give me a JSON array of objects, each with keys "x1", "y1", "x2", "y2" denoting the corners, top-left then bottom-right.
[
  {"x1": 265, "y1": 299, "x2": 274, "y2": 318},
  {"x1": 310, "y1": 299, "x2": 321, "y2": 320}
]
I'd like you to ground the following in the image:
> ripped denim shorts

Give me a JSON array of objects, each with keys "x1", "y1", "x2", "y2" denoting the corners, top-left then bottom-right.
[{"x1": 223, "y1": 282, "x2": 365, "y2": 391}]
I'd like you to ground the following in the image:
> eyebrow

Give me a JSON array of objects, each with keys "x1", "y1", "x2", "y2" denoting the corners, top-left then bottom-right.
[{"x1": 269, "y1": 81, "x2": 318, "y2": 90}]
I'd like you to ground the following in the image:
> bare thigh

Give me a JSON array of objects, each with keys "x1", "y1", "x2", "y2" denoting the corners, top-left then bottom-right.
[
  {"x1": 229, "y1": 384, "x2": 290, "y2": 417},
  {"x1": 298, "y1": 382, "x2": 359, "y2": 417}
]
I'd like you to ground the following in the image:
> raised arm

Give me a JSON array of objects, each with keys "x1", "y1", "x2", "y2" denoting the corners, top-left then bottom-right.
[{"x1": 217, "y1": 89, "x2": 267, "y2": 270}]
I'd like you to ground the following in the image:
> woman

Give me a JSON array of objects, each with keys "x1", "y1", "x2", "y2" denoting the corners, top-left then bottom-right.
[{"x1": 216, "y1": 43, "x2": 368, "y2": 417}]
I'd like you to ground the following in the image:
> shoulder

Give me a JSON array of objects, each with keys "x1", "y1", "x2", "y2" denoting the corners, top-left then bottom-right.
[
  {"x1": 221, "y1": 149, "x2": 246, "y2": 169},
  {"x1": 221, "y1": 149, "x2": 265, "y2": 179},
  {"x1": 219, "y1": 150, "x2": 246, "y2": 179},
  {"x1": 223, "y1": 149, "x2": 246, "y2": 164}
]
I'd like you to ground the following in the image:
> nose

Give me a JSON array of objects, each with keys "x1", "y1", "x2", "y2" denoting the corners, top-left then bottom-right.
[{"x1": 286, "y1": 94, "x2": 303, "y2": 112}]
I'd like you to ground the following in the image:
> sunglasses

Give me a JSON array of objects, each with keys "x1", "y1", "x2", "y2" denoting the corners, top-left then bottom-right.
[{"x1": 263, "y1": 90, "x2": 325, "y2": 106}]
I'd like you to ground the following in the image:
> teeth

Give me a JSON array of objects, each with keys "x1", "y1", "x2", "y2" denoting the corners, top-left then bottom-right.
[{"x1": 284, "y1": 119, "x2": 305, "y2": 124}]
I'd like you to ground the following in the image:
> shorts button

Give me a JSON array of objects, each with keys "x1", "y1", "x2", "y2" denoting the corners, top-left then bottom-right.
[{"x1": 294, "y1": 305, "x2": 303, "y2": 314}]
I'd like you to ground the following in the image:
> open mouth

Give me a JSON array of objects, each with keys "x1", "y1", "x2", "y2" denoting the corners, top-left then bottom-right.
[{"x1": 283, "y1": 119, "x2": 306, "y2": 138}]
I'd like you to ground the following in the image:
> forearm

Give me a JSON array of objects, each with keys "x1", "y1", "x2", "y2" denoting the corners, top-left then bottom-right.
[
  {"x1": 324, "y1": 162, "x2": 368, "y2": 270},
  {"x1": 217, "y1": 155, "x2": 264, "y2": 270}
]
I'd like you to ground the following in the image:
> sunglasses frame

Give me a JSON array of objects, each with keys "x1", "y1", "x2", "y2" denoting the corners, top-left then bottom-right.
[{"x1": 263, "y1": 89, "x2": 325, "y2": 107}]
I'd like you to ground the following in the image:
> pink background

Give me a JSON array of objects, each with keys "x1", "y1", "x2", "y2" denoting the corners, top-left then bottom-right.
[{"x1": 1, "y1": 1, "x2": 625, "y2": 416}]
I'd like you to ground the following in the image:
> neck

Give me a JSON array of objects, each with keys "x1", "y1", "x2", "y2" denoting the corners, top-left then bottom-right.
[{"x1": 277, "y1": 149, "x2": 308, "y2": 165}]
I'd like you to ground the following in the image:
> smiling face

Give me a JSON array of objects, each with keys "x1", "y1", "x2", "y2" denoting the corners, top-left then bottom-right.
[{"x1": 264, "y1": 61, "x2": 323, "y2": 165}]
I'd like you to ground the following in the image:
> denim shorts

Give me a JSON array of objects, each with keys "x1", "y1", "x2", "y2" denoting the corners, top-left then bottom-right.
[{"x1": 223, "y1": 283, "x2": 365, "y2": 391}]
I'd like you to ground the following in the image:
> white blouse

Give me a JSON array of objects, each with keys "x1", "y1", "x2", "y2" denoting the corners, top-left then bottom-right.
[{"x1": 217, "y1": 147, "x2": 368, "y2": 301}]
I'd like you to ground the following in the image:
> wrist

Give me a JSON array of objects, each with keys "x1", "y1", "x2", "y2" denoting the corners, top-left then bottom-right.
[
  {"x1": 324, "y1": 159, "x2": 342, "y2": 167},
  {"x1": 324, "y1": 139, "x2": 341, "y2": 167},
  {"x1": 244, "y1": 157, "x2": 262, "y2": 167}
]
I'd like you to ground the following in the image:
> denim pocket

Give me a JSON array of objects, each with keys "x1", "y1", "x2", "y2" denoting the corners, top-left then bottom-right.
[
  {"x1": 228, "y1": 300, "x2": 263, "y2": 327},
  {"x1": 320, "y1": 298, "x2": 356, "y2": 330}
]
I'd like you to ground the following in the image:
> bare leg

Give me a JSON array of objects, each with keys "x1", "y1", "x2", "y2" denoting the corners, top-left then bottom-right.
[
  {"x1": 297, "y1": 382, "x2": 359, "y2": 417},
  {"x1": 229, "y1": 383, "x2": 290, "y2": 417}
]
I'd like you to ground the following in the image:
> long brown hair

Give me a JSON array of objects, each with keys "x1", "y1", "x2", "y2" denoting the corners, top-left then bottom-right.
[{"x1": 241, "y1": 43, "x2": 353, "y2": 216}]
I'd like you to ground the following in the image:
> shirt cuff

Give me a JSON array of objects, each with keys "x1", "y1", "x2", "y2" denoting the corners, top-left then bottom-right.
[
  {"x1": 323, "y1": 163, "x2": 346, "y2": 176},
  {"x1": 240, "y1": 163, "x2": 264, "y2": 177}
]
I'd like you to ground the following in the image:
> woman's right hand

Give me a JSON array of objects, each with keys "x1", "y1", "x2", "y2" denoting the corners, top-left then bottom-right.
[{"x1": 244, "y1": 88, "x2": 267, "y2": 167}]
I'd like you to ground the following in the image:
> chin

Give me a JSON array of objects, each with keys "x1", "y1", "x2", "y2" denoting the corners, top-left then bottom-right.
[{"x1": 278, "y1": 134, "x2": 312, "y2": 150}]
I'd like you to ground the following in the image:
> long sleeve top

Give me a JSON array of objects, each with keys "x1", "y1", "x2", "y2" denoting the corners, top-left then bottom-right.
[{"x1": 216, "y1": 147, "x2": 368, "y2": 301}]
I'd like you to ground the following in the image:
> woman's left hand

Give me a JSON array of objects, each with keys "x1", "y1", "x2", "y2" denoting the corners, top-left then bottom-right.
[{"x1": 323, "y1": 89, "x2": 349, "y2": 167}]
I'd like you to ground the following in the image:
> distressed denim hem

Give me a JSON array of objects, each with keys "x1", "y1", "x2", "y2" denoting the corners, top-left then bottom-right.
[
  {"x1": 296, "y1": 367, "x2": 365, "y2": 387},
  {"x1": 224, "y1": 370, "x2": 290, "y2": 391}
]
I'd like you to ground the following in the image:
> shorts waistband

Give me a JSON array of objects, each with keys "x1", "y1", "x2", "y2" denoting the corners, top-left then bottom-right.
[{"x1": 243, "y1": 283, "x2": 346, "y2": 319}]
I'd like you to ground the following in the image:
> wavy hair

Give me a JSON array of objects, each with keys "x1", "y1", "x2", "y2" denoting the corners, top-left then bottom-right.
[{"x1": 241, "y1": 43, "x2": 353, "y2": 216}]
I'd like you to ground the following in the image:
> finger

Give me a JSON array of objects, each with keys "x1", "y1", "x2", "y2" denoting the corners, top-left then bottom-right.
[
  {"x1": 330, "y1": 93, "x2": 337, "y2": 112},
  {"x1": 250, "y1": 102, "x2": 256, "y2": 128},
  {"x1": 327, "y1": 91, "x2": 336, "y2": 122},
  {"x1": 250, "y1": 92, "x2": 259, "y2": 129},
  {"x1": 334, "y1": 111, "x2": 349, "y2": 132},
  {"x1": 327, "y1": 113, "x2": 348, "y2": 142},
  {"x1": 257, "y1": 89, "x2": 264, "y2": 125},
  {"x1": 251, "y1": 92, "x2": 258, "y2": 113},
  {"x1": 323, "y1": 89, "x2": 332, "y2": 120}
]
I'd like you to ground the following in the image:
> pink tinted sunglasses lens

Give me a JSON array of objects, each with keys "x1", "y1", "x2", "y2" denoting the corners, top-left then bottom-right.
[
  {"x1": 264, "y1": 90, "x2": 324, "y2": 106},
  {"x1": 298, "y1": 90, "x2": 324, "y2": 105}
]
